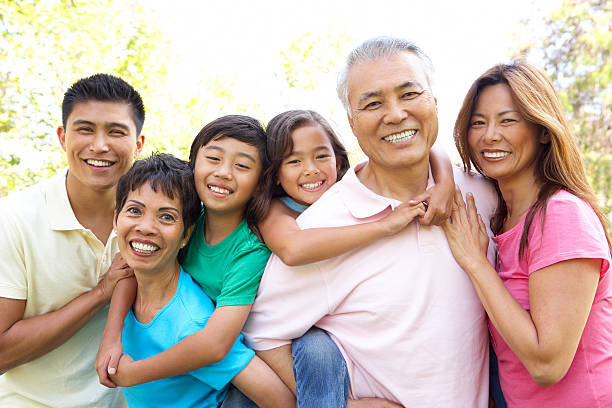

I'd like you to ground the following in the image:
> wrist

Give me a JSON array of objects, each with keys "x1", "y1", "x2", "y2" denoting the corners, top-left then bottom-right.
[{"x1": 463, "y1": 256, "x2": 492, "y2": 277}]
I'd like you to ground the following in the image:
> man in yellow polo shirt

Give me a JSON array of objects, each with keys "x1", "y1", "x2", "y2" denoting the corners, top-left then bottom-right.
[{"x1": 0, "y1": 74, "x2": 145, "y2": 407}]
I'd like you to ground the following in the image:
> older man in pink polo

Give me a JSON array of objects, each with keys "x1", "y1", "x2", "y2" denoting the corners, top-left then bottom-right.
[{"x1": 243, "y1": 37, "x2": 497, "y2": 407}]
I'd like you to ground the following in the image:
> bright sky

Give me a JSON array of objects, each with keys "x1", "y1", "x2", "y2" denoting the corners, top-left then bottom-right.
[{"x1": 150, "y1": 0, "x2": 562, "y2": 161}]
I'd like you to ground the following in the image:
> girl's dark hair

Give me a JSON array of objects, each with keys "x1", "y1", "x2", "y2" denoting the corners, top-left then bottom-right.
[
  {"x1": 115, "y1": 153, "x2": 201, "y2": 261},
  {"x1": 264, "y1": 110, "x2": 350, "y2": 202},
  {"x1": 454, "y1": 60, "x2": 611, "y2": 259},
  {"x1": 188, "y1": 115, "x2": 270, "y2": 237}
]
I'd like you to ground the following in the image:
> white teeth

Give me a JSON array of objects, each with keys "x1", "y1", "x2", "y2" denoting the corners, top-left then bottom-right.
[
  {"x1": 130, "y1": 241, "x2": 159, "y2": 253},
  {"x1": 483, "y1": 151, "x2": 510, "y2": 158},
  {"x1": 383, "y1": 130, "x2": 417, "y2": 143},
  {"x1": 301, "y1": 181, "x2": 323, "y2": 189},
  {"x1": 86, "y1": 159, "x2": 113, "y2": 167},
  {"x1": 209, "y1": 185, "x2": 231, "y2": 194}
]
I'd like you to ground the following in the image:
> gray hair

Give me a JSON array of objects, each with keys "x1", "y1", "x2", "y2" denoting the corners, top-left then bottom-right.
[{"x1": 336, "y1": 36, "x2": 435, "y2": 115}]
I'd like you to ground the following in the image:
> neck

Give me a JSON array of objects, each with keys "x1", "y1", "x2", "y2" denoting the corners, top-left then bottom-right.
[
  {"x1": 65, "y1": 170, "x2": 116, "y2": 244},
  {"x1": 498, "y1": 170, "x2": 541, "y2": 229},
  {"x1": 133, "y1": 261, "x2": 180, "y2": 324},
  {"x1": 357, "y1": 156, "x2": 430, "y2": 202},
  {"x1": 204, "y1": 209, "x2": 244, "y2": 245}
]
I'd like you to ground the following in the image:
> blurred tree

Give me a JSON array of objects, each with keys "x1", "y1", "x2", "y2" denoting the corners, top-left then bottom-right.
[
  {"x1": 0, "y1": 0, "x2": 169, "y2": 195},
  {"x1": 515, "y1": 0, "x2": 611, "y2": 215}
]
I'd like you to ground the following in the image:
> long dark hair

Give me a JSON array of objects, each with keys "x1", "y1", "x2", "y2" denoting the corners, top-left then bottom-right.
[
  {"x1": 454, "y1": 60, "x2": 611, "y2": 259},
  {"x1": 263, "y1": 110, "x2": 349, "y2": 204},
  {"x1": 189, "y1": 115, "x2": 270, "y2": 238}
]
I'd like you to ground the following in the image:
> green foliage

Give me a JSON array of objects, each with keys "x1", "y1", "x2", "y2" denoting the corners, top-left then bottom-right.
[
  {"x1": 516, "y1": 0, "x2": 612, "y2": 215},
  {"x1": 0, "y1": 0, "x2": 169, "y2": 195}
]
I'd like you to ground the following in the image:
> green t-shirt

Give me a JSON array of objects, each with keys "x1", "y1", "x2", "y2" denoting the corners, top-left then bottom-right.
[{"x1": 182, "y1": 212, "x2": 271, "y2": 307}]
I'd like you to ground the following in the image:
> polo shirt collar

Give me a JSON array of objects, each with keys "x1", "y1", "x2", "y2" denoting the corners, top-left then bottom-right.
[
  {"x1": 338, "y1": 161, "x2": 433, "y2": 219},
  {"x1": 45, "y1": 170, "x2": 86, "y2": 231}
]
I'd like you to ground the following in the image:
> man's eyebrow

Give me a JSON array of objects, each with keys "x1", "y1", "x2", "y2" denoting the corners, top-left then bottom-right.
[
  {"x1": 396, "y1": 81, "x2": 422, "y2": 91},
  {"x1": 71, "y1": 119, "x2": 131, "y2": 131}
]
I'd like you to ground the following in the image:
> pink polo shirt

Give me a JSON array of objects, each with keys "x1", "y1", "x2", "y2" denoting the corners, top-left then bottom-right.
[
  {"x1": 491, "y1": 190, "x2": 612, "y2": 408},
  {"x1": 243, "y1": 163, "x2": 498, "y2": 406}
]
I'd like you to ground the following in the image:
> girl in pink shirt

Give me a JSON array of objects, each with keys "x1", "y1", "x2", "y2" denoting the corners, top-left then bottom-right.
[{"x1": 443, "y1": 61, "x2": 612, "y2": 407}]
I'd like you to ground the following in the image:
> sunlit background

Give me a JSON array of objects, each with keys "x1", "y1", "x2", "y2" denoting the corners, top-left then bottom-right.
[{"x1": 1, "y1": 0, "x2": 609, "y2": 214}]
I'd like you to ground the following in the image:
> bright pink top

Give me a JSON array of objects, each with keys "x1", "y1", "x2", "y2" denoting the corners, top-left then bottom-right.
[
  {"x1": 244, "y1": 164, "x2": 498, "y2": 406},
  {"x1": 491, "y1": 190, "x2": 612, "y2": 408}
]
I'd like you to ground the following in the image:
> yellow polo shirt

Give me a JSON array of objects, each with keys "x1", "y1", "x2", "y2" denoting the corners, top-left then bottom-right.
[{"x1": 0, "y1": 171, "x2": 126, "y2": 407}]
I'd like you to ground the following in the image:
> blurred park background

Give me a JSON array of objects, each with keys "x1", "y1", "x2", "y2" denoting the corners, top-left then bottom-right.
[{"x1": 1, "y1": 0, "x2": 610, "y2": 215}]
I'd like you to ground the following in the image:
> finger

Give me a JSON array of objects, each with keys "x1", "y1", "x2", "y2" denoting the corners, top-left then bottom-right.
[
  {"x1": 478, "y1": 213, "x2": 487, "y2": 234},
  {"x1": 466, "y1": 192, "x2": 479, "y2": 223},
  {"x1": 420, "y1": 206, "x2": 434, "y2": 226},
  {"x1": 108, "y1": 353, "x2": 119, "y2": 376},
  {"x1": 412, "y1": 189, "x2": 431, "y2": 204},
  {"x1": 98, "y1": 355, "x2": 116, "y2": 388}
]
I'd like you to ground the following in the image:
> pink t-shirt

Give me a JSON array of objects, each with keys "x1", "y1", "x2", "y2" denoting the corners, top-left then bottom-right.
[
  {"x1": 244, "y1": 164, "x2": 498, "y2": 406},
  {"x1": 491, "y1": 190, "x2": 612, "y2": 408}
]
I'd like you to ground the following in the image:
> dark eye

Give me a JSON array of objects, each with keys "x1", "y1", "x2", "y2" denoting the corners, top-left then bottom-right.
[
  {"x1": 160, "y1": 213, "x2": 176, "y2": 222},
  {"x1": 470, "y1": 120, "x2": 485, "y2": 127},
  {"x1": 110, "y1": 129, "x2": 127, "y2": 136},
  {"x1": 206, "y1": 155, "x2": 220, "y2": 162},
  {"x1": 77, "y1": 127, "x2": 94, "y2": 133},
  {"x1": 286, "y1": 159, "x2": 300, "y2": 165},
  {"x1": 126, "y1": 206, "x2": 141, "y2": 215},
  {"x1": 316, "y1": 154, "x2": 331, "y2": 160},
  {"x1": 363, "y1": 101, "x2": 381, "y2": 110},
  {"x1": 501, "y1": 118, "x2": 516, "y2": 124},
  {"x1": 401, "y1": 91, "x2": 420, "y2": 99},
  {"x1": 236, "y1": 163, "x2": 250, "y2": 170}
]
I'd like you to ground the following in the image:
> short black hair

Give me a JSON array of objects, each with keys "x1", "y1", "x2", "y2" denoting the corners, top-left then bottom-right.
[
  {"x1": 188, "y1": 115, "x2": 270, "y2": 234},
  {"x1": 115, "y1": 153, "x2": 201, "y2": 236},
  {"x1": 62, "y1": 73, "x2": 145, "y2": 134}
]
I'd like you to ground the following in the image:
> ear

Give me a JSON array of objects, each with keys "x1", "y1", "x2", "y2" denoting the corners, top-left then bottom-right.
[
  {"x1": 57, "y1": 127, "x2": 67, "y2": 152},
  {"x1": 135, "y1": 134, "x2": 145, "y2": 158},
  {"x1": 539, "y1": 129, "x2": 551, "y2": 144},
  {"x1": 347, "y1": 113, "x2": 356, "y2": 136},
  {"x1": 182, "y1": 225, "x2": 195, "y2": 246},
  {"x1": 112, "y1": 210, "x2": 118, "y2": 230}
]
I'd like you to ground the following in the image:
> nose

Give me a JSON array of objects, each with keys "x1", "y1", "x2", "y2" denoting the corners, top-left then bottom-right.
[
  {"x1": 213, "y1": 161, "x2": 233, "y2": 180},
  {"x1": 89, "y1": 131, "x2": 110, "y2": 153},
  {"x1": 483, "y1": 124, "x2": 501, "y2": 144},
  {"x1": 135, "y1": 214, "x2": 157, "y2": 235},
  {"x1": 382, "y1": 100, "x2": 408, "y2": 125},
  {"x1": 303, "y1": 159, "x2": 320, "y2": 176}
]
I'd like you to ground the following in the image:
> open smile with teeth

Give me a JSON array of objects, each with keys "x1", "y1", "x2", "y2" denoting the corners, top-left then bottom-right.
[
  {"x1": 383, "y1": 130, "x2": 417, "y2": 143},
  {"x1": 301, "y1": 181, "x2": 323, "y2": 190},
  {"x1": 130, "y1": 241, "x2": 160, "y2": 254},
  {"x1": 483, "y1": 151, "x2": 510, "y2": 158},
  {"x1": 86, "y1": 159, "x2": 113, "y2": 167},
  {"x1": 208, "y1": 185, "x2": 232, "y2": 195}
]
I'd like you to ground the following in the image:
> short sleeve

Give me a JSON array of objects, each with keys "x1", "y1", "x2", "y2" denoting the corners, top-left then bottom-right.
[
  {"x1": 0, "y1": 204, "x2": 28, "y2": 299},
  {"x1": 526, "y1": 192, "x2": 611, "y2": 276},
  {"x1": 216, "y1": 244, "x2": 270, "y2": 307},
  {"x1": 178, "y1": 320, "x2": 254, "y2": 390}
]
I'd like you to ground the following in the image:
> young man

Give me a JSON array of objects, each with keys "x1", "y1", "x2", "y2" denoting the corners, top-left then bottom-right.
[{"x1": 0, "y1": 74, "x2": 145, "y2": 407}]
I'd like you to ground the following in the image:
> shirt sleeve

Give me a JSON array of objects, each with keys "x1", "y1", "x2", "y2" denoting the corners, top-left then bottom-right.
[
  {"x1": 216, "y1": 244, "x2": 270, "y2": 307},
  {"x1": 0, "y1": 202, "x2": 28, "y2": 299},
  {"x1": 179, "y1": 320, "x2": 254, "y2": 390},
  {"x1": 526, "y1": 193, "x2": 611, "y2": 276},
  {"x1": 242, "y1": 255, "x2": 330, "y2": 350}
]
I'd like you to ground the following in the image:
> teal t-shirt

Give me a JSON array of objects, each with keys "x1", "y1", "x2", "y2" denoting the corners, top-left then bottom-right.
[
  {"x1": 182, "y1": 211, "x2": 271, "y2": 307},
  {"x1": 121, "y1": 268, "x2": 254, "y2": 408}
]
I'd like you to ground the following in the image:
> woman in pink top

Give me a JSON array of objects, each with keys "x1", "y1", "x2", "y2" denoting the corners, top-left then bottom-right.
[{"x1": 442, "y1": 60, "x2": 612, "y2": 408}]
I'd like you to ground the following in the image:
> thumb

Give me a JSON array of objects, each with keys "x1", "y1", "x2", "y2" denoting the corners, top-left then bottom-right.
[{"x1": 108, "y1": 353, "x2": 120, "y2": 375}]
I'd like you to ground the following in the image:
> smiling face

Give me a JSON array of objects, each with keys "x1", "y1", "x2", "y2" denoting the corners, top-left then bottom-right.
[
  {"x1": 115, "y1": 183, "x2": 187, "y2": 274},
  {"x1": 346, "y1": 51, "x2": 438, "y2": 171},
  {"x1": 278, "y1": 125, "x2": 339, "y2": 206},
  {"x1": 468, "y1": 83, "x2": 546, "y2": 184},
  {"x1": 193, "y1": 137, "x2": 262, "y2": 218},
  {"x1": 58, "y1": 100, "x2": 144, "y2": 193}
]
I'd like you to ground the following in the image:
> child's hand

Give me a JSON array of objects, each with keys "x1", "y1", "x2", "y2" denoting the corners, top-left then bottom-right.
[
  {"x1": 95, "y1": 339, "x2": 124, "y2": 388},
  {"x1": 108, "y1": 353, "x2": 136, "y2": 387},
  {"x1": 97, "y1": 254, "x2": 134, "y2": 303},
  {"x1": 378, "y1": 202, "x2": 426, "y2": 236},
  {"x1": 412, "y1": 179, "x2": 455, "y2": 226}
]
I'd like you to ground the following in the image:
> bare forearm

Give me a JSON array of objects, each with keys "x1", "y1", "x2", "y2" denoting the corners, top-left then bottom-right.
[
  {"x1": 278, "y1": 222, "x2": 387, "y2": 266},
  {"x1": 256, "y1": 345, "x2": 297, "y2": 395},
  {"x1": 102, "y1": 277, "x2": 136, "y2": 341},
  {"x1": 0, "y1": 287, "x2": 107, "y2": 372}
]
